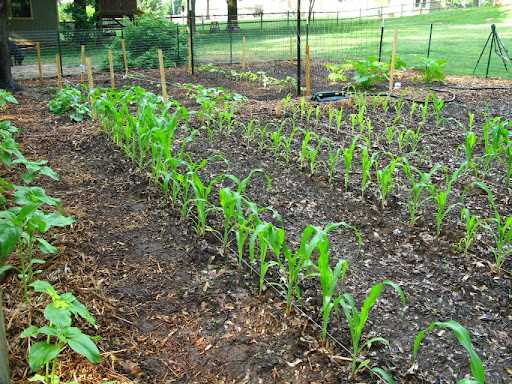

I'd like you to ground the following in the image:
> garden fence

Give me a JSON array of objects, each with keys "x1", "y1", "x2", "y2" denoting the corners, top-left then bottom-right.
[{"x1": 8, "y1": 4, "x2": 512, "y2": 93}]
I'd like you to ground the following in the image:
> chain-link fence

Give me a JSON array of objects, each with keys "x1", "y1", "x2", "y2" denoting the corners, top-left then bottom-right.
[{"x1": 9, "y1": 4, "x2": 512, "y2": 93}]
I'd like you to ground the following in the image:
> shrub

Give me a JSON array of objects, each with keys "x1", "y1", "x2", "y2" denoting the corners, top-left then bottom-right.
[
  {"x1": 421, "y1": 58, "x2": 447, "y2": 83},
  {"x1": 106, "y1": 16, "x2": 187, "y2": 70}
]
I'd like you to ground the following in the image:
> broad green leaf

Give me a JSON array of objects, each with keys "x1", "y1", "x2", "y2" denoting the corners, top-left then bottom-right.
[
  {"x1": 37, "y1": 238, "x2": 58, "y2": 254},
  {"x1": 21, "y1": 325, "x2": 40, "y2": 338},
  {"x1": 0, "y1": 221, "x2": 21, "y2": 260},
  {"x1": 66, "y1": 329, "x2": 101, "y2": 364},
  {"x1": 44, "y1": 303, "x2": 72, "y2": 328},
  {"x1": 28, "y1": 341, "x2": 62, "y2": 371}
]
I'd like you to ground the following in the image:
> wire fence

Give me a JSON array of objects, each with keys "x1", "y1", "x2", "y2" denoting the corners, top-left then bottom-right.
[{"x1": 8, "y1": 4, "x2": 512, "y2": 92}]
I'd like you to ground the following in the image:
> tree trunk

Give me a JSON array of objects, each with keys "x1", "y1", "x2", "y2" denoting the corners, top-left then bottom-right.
[
  {"x1": 227, "y1": 0, "x2": 238, "y2": 31},
  {"x1": 0, "y1": 289, "x2": 9, "y2": 384},
  {"x1": 0, "y1": 0, "x2": 16, "y2": 90},
  {"x1": 73, "y1": 0, "x2": 88, "y2": 30}
]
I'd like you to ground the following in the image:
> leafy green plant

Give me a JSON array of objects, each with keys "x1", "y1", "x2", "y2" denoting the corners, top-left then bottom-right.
[
  {"x1": 0, "y1": 90, "x2": 18, "y2": 109},
  {"x1": 459, "y1": 208, "x2": 481, "y2": 254},
  {"x1": 402, "y1": 162, "x2": 439, "y2": 225},
  {"x1": 343, "y1": 136, "x2": 359, "y2": 191},
  {"x1": 360, "y1": 146, "x2": 378, "y2": 198},
  {"x1": 375, "y1": 157, "x2": 401, "y2": 209},
  {"x1": 327, "y1": 147, "x2": 342, "y2": 184},
  {"x1": 412, "y1": 320, "x2": 486, "y2": 384},
  {"x1": 21, "y1": 281, "x2": 100, "y2": 382},
  {"x1": 49, "y1": 87, "x2": 91, "y2": 122},
  {"x1": 421, "y1": 58, "x2": 447, "y2": 83},
  {"x1": 432, "y1": 94, "x2": 445, "y2": 126},
  {"x1": 429, "y1": 164, "x2": 466, "y2": 237},
  {"x1": 339, "y1": 280, "x2": 406, "y2": 377},
  {"x1": 477, "y1": 182, "x2": 512, "y2": 270}
]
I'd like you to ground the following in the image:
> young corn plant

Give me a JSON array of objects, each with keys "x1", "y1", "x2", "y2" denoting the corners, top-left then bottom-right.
[
  {"x1": 402, "y1": 162, "x2": 439, "y2": 225},
  {"x1": 339, "y1": 280, "x2": 406, "y2": 378},
  {"x1": 327, "y1": 147, "x2": 342, "y2": 184},
  {"x1": 458, "y1": 208, "x2": 481, "y2": 255},
  {"x1": 317, "y1": 236, "x2": 349, "y2": 341},
  {"x1": 464, "y1": 130, "x2": 478, "y2": 172},
  {"x1": 432, "y1": 94, "x2": 445, "y2": 126},
  {"x1": 429, "y1": 164, "x2": 466, "y2": 237},
  {"x1": 375, "y1": 157, "x2": 401, "y2": 209},
  {"x1": 283, "y1": 125, "x2": 299, "y2": 163},
  {"x1": 249, "y1": 222, "x2": 284, "y2": 293},
  {"x1": 360, "y1": 146, "x2": 378, "y2": 198},
  {"x1": 506, "y1": 144, "x2": 512, "y2": 186},
  {"x1": 477, "y1": 182, "x2": 512, "y2": 270},
  {"x1": 336, "y1": 108, "x2": 344, "y2": 133},
  {"x1": 343, "y1": 136, "x2": 359, "y2": 191},
  {"x1": 421, "y1": 94, "x2": 430, "y2": 125},
  {"x1": 412, "y1": 320, "x2": 486, "y2": 384}
]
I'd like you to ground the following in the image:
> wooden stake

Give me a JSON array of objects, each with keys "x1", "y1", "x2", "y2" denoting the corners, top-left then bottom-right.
[
  {"x1": 55, "y1": 53, "x2": 62, "y2": 88},
  {"x1": 108, "y1": 49, "x2": 116, "y2": 89},
  {"x1": 80, "y1": 45, "x2": 86, "y2": 83},
  {"x1": 187, "y1": 27, "x2": 193, "y2": 75},
  {"x1": 36, "y1": 42, "x2": 42, "y2": 82},
  {"x1": 305, "y1": 43, "x2": 312, "y2": 96},
  {"x1": 388, "y1": 30, "x2": 398, "y2": 93},
  {"x1": 86, "y1": 57, "x2": 94, "y2": 89},
  {"x1": 158, "y1": 49, "x2": 168, "y2": 102},
  {"x1": 242, "y1": 35, "x2": 247, "y2": 69},
  {"x1": 121, "y1": 39, "x2": 128, "y2": 76}
]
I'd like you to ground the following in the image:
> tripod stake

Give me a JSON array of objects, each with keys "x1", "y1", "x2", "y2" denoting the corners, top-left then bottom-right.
[{"x1": 473, "y1": 24, "x2": 511, "y2": 78}]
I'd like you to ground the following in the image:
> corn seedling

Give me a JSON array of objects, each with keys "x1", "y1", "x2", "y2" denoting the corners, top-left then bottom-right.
[
  {"x1": 429, "y1": 164, "x2": 466, "y2": 237},
  {"x1": 343, "y1": 136, "x2": 359, "y2": 191},
  {"x1": 360, "y1": 146, "x2": 378, "y2": 198},
  {"x1": 458, "y1": 208, "x2": 481, "y2": 254},
  {"x1": 477, "y1": 181, "x2": 512, "y2": 270},
  {"x1": 409, "y1": 101, "x2": 418, "y2": 120},
  {"x1": 336, "y1": 108, "x2": 343, "y2": 133},
  {"x1": 270, "y1": 122, "x2": 285, "y2": 156},
  {"x1": 327, "y1": 147, "x2": 342, "y2": 184},
  {"x1": 506, "y1": 144, "x2": 512, "y2": 186},
  {"x1": 315, "y1": 105, "x2": 322, "y2": 123},
  {"x1": 339, "y1": 280, "x2": 406, "y2": 377},
  {"x1": 402, "y1": 162, "x2": 439, "y2": 225},
  {"x1": 385, "y1": 125, "x2": 396, "y2": 146},
  {"x1": 432, "y1": 94, "x2": 445, "y2": 126},
  {"x1": 464, "y1": 130, "x2": 478, "y2": 172},
  {"x1": 283, "y1": 125, "x2": 299, "y2": 163},
  {"x1": 249, "y1": 222, "x2": 284, "y2": 293},
  {"x1": 421, "y1": 94, "x2": 430, "y2": 124},
  {"x1": 376, "y1": 157, "x2": 401, "y2": 209},
  {"x1": 21, "y1": 281, "x2": 100, "y2": 383},
  {"x1": 412, "y1": 320, "x2": 486, "y2": 384},
  {"x1": 317, "y1": 235, "x2": 349, "y2": 341}
]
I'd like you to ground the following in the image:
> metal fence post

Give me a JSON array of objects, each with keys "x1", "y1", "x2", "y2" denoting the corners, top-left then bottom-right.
[
  {"x1": 297, "y1": 0, "x2": 301, "y2": 97},
  {"x1": 260, "y1": 12, "x2": 263, "y2": 31},
  {"x1": 378, "y1": 26, "x2": 384, "y2": 62},
  {"x1": 336, "y1": 11, "x2": 339, "y2": 25},
  {"x1": 176, "y1": 24, "x2": 180, "y2": 63},
  {"x1": 427, "y1": 23, "x2": 433, "y2": 58},
  {"x1": 229, "y1": 27, "x2": 233, "y2": 64},
  {"x1": 188, "y1": 9, "x2": 195, "y2": 74}
]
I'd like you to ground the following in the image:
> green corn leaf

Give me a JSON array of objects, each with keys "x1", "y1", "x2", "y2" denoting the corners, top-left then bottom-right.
[{"x1": 370, "y1": 367, "x2": 396, "y2": 384}]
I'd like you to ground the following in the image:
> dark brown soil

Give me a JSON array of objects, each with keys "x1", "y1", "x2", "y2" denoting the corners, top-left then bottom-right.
[{"x1": 3, "y1": 66, "x2": 512, "y2": 384}]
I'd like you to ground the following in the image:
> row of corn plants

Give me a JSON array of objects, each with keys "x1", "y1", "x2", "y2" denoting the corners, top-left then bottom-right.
[
  {"x1": 83, "y1": 84, "x2": 489, "y2": 383},
  {"x1": 0, "y1": 91, "x2": 100, "y2": 384}
]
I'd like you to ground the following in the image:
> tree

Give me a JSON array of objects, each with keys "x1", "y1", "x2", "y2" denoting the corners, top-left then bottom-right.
[
  {"x1": 0, "y1": 0, "x2": 15, "y2": 90},
  {"x1": 227, "y1": 0, "x2": 238, "y2": 30}
]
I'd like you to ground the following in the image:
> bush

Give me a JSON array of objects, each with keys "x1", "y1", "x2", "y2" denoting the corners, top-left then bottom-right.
[
  {"x1": 326, "y1": 56, "x2": 407, "y2": 89},
  {"x1": 421, "y1": 58, "x2": 447, "y2": 83},
  {"x1": 105, "y1": 16, "x2": 187, "y2": 70}
]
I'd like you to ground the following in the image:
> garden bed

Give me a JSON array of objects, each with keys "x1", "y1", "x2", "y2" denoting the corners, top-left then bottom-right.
[{"x1": 2, "y1": 68, "x2": 512, "y2": 383}]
